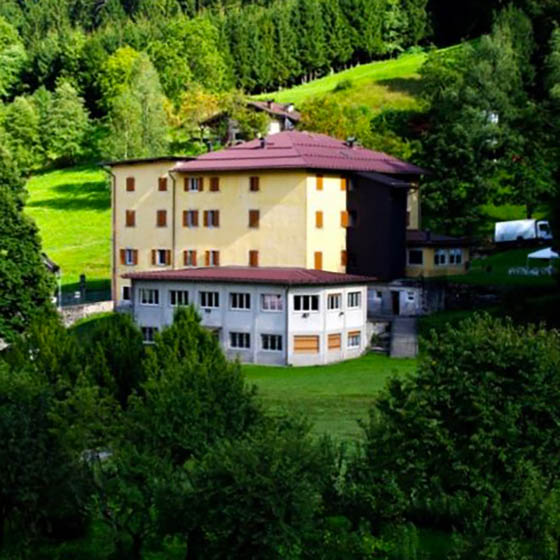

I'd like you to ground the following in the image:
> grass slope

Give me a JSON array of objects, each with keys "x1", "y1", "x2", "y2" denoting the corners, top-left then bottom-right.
[
  {"x1": 25, "y1": 166, "x2": 111, "y2": 290},
  {"x1": 244, "y1": 353, "x2": 416, "y2": 440}
]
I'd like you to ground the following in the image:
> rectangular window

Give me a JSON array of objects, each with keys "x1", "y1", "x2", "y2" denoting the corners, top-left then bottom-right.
[
  {"x1": 348, "y1": 291, "x2": 361, "y2": 308},
  {"x1": 249, "y1": 250, "x2": 259, "y2": 267},
  {"x1": 341, "y1": 250, "x2": 347, "y2": 267},
  {"x1": 327, "y1": 293, "x2": 341, "y2": 310},
  {"x1": 449, "y1": 249, "x2": 463, "y2": 265},
  {"x1": 348, "y1": 330, "x2": 361, "y2": 348},
  {"x1": 209, "y1": 177, "x2": 220, "y2": 191},
  {"x1": 249, "y1": 176, "x2": 260, "y2": 191},
  {"x1": 315, "y1": 211, "x2": 323, "y2": 228},
  {"x1": 316, "y1": 175, "x2": 323, "y2": 191},
  {"x1": 204, "y1": 210, "x2": 220, "y2": 227},
  {"x1": 328, "y1": 333, "x2": 341, "y2": 350},
  {"x1": 261, "y1": 293, "x2": 283, "y2": 311},
  {"x1": 200, "y1": 291, "x2": 219, "y2": 308},
  {"x1": 122, "y1": 286, "x2": 131, "y2": 301},
  {"x1": 341, "y1": 211, "x2": 349, "y2": 228},
  {"x1": 153, "y1": 249, "x2": 170, "y2": 266},
  {"x1": 262, "y1": 334, "x2": 283, "y2": 352},
  {"x1": 375, "y1": 290, "x2": 383, "y2": 299},
  {"x1": 183, "y1": 210, "x2": 199, "y2": 227},
  {"x1": 125, "y1": 210, "x2": 135, "y2": 227},
  {"x1": 249, "y1": 209, "x2": 260, "y2": 228},
  {"x1": 185, "y1": 177, "x2": 203, "y2": 191},
  {"x1": 170, "y1": 290, "x2": 189, "y2": 306},
  {"x1": 141, "y1": 326, "x2": 158, "y2": 343},
  {"x1": 340, "y1": 177, "x2": 347, "y2": 191},
  {"x1": 126, "y1": 177, "x2": 135, "y2": 191},
  {"x1": 184, "y1": 250, "x2": 197, "y2": 266},
  {"x1": 408, "y1": 249, "x2": 423, "y2": 265},
  {"x1": 314, "y1": 252, "x2": 322, "y2": 270},
  {"x1": 139, "y1": 289, "x2": 159, "y2": 305},
  {"x1": 123, "y1": 248, "x2": 137, "y2": 266},
  {"x1": 205, "y1": 250, "x2": 220, "y2": 266},
  {"x1": 434, "y1": 249, "x2": 448, "y2": 266},
  {"x1": 158, "y1": 177, "x2": 167, "y2": 191},
  {"x1": 156, "y1": 209, "x2": 167, "y2": 227},
  {"x1": 293, "y1": 295, "x2": 319, "y2": 312},
  {"x1": 230, "y1": 332, "x2": 250, "y2": 349},
  {"x1": 230, "y1": 292, "x2": 251, "y2": 310},
  {"x1": 294, "y1": 335, "x2": 319, "y2": 354},
  {"x1": 407, "y1": 291, "x2": 415, "y2": 302}
]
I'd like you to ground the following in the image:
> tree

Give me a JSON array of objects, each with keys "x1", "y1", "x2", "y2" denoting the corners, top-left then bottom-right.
[{"x1": 0, "y1": 16, "x2": 26, "y2": 99}]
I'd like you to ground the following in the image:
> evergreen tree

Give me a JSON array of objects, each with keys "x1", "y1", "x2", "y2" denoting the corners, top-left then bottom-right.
[
  {"x1": 323, "y1": 0, "x2": 353, "y2": 71},
  {"x1": 292, "y1": 0, "x2": 327, "y2": 80},
  {"x1": 0, "y1": 16, "x2": 26, "y2": 99}
]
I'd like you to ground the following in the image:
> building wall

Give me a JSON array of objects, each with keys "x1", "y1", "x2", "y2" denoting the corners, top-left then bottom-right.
[
  {"x1": 407, "y1": 188, "x2": 420, "y2": 229},
  {"x1": 406, "y1": 246, "x2": 470, "y2": 278}
]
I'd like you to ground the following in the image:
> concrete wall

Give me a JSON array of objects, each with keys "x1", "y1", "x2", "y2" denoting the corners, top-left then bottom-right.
[{"x1": 60, "y1": 301, "x2": 114, "y2": 327}]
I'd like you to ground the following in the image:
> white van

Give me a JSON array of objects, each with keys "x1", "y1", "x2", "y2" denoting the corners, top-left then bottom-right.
[{"x1": 494, "y1": 220, "x2": 552, "y2": 243}]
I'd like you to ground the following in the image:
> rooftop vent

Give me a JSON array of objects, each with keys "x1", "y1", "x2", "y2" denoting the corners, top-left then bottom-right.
[
  {"x1": 266, "y1": 99, "x2": 274, "y2": 108},
  {"x1": 286, "y1": 103, "x2": 294, "y2": 112},
  {"x1": 345, "y1": 136, "x2": 357, "y2": 148},
  {"x1": 259, "y1": 136, "x2": 268, "y2": 149}
]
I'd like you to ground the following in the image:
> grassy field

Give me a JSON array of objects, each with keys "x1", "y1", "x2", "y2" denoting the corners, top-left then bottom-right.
[
  {"x1": 244, "y1": 353, "x2": 416, "y2": 440},
  {"x1": 25, "y1": 166, "x2": 111, "y2": 291}
]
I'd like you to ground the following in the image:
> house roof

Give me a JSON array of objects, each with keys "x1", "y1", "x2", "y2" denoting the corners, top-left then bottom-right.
[
  {"x1": 123, "y1": 266, "x2": 375, "y2": 286},
  {"x1": 101, "y1": 156, "x2": 192, "y2": 167},
  {"x1": 172, "y1": 131, "x2": 425, "y2": 175},
  {"x1": 407, "y1": 230, "x2": 470, "y2": 247},
  {"x1": 247, "y1": 100, "x2": 301, "y2": 122}
]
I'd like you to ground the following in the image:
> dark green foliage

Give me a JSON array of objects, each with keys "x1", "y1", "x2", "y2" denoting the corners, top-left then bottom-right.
[{"x1": 348, "y1": 314, "x2": 560, "y2": 557}]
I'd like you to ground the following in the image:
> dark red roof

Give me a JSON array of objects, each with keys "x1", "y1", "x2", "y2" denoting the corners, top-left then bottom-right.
[
  {"x1": 407, "y1": 230, "x2": 470, "y2": 247},
  {"x1": 123, "y1": 266, "x2": 375, "y2": 286},
  {"x1": 172, "y1": 131, "x2": 424, "y2": 175},
  {"x1": 247, "y1": 101, "x2": 301, "y2": 122}
]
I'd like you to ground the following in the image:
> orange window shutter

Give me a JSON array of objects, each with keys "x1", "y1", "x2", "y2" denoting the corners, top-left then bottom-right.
[
  {"x1": 214, "y1": 251, "x2": 220, "y2": 266},
  {"x1": 158, "y1": 177, "x2": 167, "y2": 191},
  {"x1": 250, "y1": 176, "x2": 260, "y2": 191},
  {"x1": 183, "y1": 177, "x2": 189, "y2": 191},
  {"x1": 203, "y1": 211, "x2": 209, "y2": 227},
  {"x1": 341, "y1": 177, "x2": 347, "y2": 191},
  {"x1": 120, "y1": 249, "x2": 126, "y2": 265},
  {"x1": 341, "y1": 250, "x2": 347, "y2": 266},
  {"x1": 183, "y1": 211, "x2": 188, "y2": 227},
  {"x1": 192, "y1": 250, "x2": 197, "y2": 266},
  {"x1": 316, "y1": 211, "x2": 323, "y2": 228},
  {"x1": 215, "y1": 210, "x2": 220, "y2": 227},
  {"x1": 193, "y1": 210, "x2": 199, "y2": 227},
  {"x1": 314, "y1": 251, "x2": 323, "y2": 270},
  {"x1": 165, "y1": 250, "x2": 171, "y2": 265},
  {"x1": 133, "y1": 250, "x2": 138, "y2": 265},
  {"x1": 205, "y1": 251, "x2": 210, "y2": 266},
  {"x1": 126, "y1": 177, "x2": 135, "y2": 191},
  {"x1": 341, "y1": 211, "x2": 349, "y2": 228},
  {"x1": 157, "y1": 210, "x2": 167, "y2": 227},
  {"x1": 316, "y1": 175, "x2": 323, "y2": 191},
  {"x1": 249, "y1": 250, "x2": 259, "y2": 267},
  {"x1": 151, "y1": 250, "x2": 156, "y2": 265},
  {"x1": 199, "y1": 177, "x2": 204, "y2": 191},
  {"x1": 249, "y1": 210, "x2": 259, "y2": 228},
  {"x1": 183, "y1": 250, "x2": 188, "y2": 266},
  {"x1": 210, "y1": 177, "x2": 219, "y2": 191}
]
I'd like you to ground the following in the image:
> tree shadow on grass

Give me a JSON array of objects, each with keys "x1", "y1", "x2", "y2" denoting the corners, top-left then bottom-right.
[
  {"x1": 375, "y1": 77, "x2": 425, "y2": 98},
  {"x1": 27, "y1": 181, "x2": 110, "y2": 212}
]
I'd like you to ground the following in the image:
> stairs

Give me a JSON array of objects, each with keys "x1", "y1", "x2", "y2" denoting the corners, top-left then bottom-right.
[{"x1": 390, "y1": 317, "x2": 418, "y2": 358}]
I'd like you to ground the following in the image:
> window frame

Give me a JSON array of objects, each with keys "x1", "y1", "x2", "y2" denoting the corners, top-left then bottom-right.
[
  {"x1": 169, "y1": 290, "x2": 189, "y2": 307},
  {"x1": 347, "y1": 291, "x2": 361, "y2": 309},
  {"x1": 141, "y1": 326, "x2": 158, "y2": 344},
  {"x1": 434, "y1": 249, "x2": 448, "y2": 266},
  {"x1": 261, "y1": 334, "x2": 283, "y2": 352},
  {"x1": 187, "y1": 177, "x2": 202, "y2": 192},
  {"x1": 156, "y1": 249, "x2": 168, "y2": 266},
  {"x1": 347, "y1": 331, "x2": 361, "y2": 348},
  {"x1": 199, "y1": 291, "x2": 220, "y2": 309},
  {"x1": 229, "y1": 292, "x2": 251, "y2": 311},
  {"x1": 139, "y1": 288, "x2": 160, "y2": 306},
  {"x1": 261, "y1": 293, "x2": 284, "y2": 312},
  {"x1": 327, "y1": 293, "x2": 342, "y2": 310},
  {"x1": 293, "y1": 294, "x2": 320, "y2": 312},
  {"x1": 230, "y1": 331, "x2": 251, "y2": 350}
]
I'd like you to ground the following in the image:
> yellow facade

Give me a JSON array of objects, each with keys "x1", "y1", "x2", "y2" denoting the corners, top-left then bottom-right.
[
  {"x1": 112, "y1": 164, "x2": 348, "y2": 302},
  {"x1": 406, "y1": 246, "x2": 470, "y2": 278},
  {"x1": 407, "y1": 188, "x2": 420, "y2": 230}
]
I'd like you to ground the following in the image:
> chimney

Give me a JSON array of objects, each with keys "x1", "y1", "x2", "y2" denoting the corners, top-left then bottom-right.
[
  {"x1": 260, "y1": 136, "x2": 267, "y2": 149},
  {"x1": 267, "y1": 99, "x2": 273, "y2": 108},
  {"x1": 345, "y1": 136, "x2": 356, "y2": 148}
]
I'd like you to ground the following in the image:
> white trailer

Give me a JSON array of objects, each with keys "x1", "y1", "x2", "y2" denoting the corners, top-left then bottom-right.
[{"x1": 494, "y1": 219, "x2": 552, "y2": 243}]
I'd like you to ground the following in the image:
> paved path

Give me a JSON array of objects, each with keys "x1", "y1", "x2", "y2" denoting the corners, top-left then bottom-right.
[{"x1": 390, "y1": 317, "x2": 418, "y2": 358}]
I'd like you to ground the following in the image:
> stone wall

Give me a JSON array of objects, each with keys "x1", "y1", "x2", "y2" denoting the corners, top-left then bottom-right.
[{"x1": 60, "y1": 301, "x2": 114, "y2": 327}]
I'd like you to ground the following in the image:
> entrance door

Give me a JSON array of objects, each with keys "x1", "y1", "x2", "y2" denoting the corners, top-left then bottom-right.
[{"x1": 391, "y1": 291, "x2": 400, "y2": 315}]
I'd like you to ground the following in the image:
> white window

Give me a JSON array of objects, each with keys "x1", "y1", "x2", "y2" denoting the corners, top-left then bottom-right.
[
  {"x1": 347, "y1": 291, "x2": 361, "y2": 308},
  {"x1": 124, "y1": 249, "x2": 135, "y2": 265},
  {"x1": 185, "y1": 210, "x2": 198, "y2": 227},
  {"x1": 156, "y1": 249, "x2": 168, "y2": 266},
  {"x1": 139, "y1": 288, "x2": 159, "y2": 305},
  {"x1": 122, "y1": 286, "x2": 131, "y2": 301},
  {"x1": 188, "y1": 177, "x2": 202, "y2": 191},
  {"x1": 170, "y1": 290, "x2": 189, "y2": 306},
  {"x1": 141, "y1": 326, "x2": 158, "y2": 343},
  {"x1": 207, "y1": 210, "x2": 219, "y2": 228},
  {"x1": 408, "y1": 249, "x2": 423, "y2": 266},
  {"x1": 261, "y1": 293, "x2": 284, "y2": 311},
  {"x1": 449, "y1": 249, "x2": 463, "y2": 265},
  {"x1": 348, "y1": 331, "x2": 361, "y2": 348},
  {"x1": 293, "y1": 295, "x2": 319, "y2": 312},
  {"x1": 230, "y1": 332, "x2": 250, "y2": 349},
  {"x1": 407, "y1": 291, "x2": 415, "y2": 302},
  {"x1": 434, "y1": 249, "x2": 447, "y2": 266},
  {"x1": 230, "y1": 292, "x2": 251, "y2": 310},
  {"x1": 184, "y1": 250, "x2": 197, "y2": 266},
  {"x1": 200, "y1": 291, "x2": 219, "y2": 308},
  {"x1": 261, "y1": 334, "x2": 283, "y2": 351},
  {"x1": 208, "y1": 251, "x2": 219, "y2": 266},
  {"x1": 327, "y1": 293, "x2": 341, "y2": 310}
]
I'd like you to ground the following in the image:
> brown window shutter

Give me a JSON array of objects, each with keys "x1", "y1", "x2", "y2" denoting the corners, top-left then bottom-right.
[
  {"x1": 157, "y1": 210, "x2": 167, "y2": 227},
  {"x1": 215, "y1": 210, "x2": 220, "y2": 227},
  {"x1": 249, "y1": 250, "x2": 259, "y2": 267},
  {"x1": 192, "y1": 250, "x2": 197, "y2": 266},
  {"x1": 250, "y1": 176, "x2": 260, "y2": 191},
  {"x1": 133, "y1": 250, "x2": 138, "y2": 265},
  {"x1": 199, "y1": 177, "x2": 204, "y2": 191},
  {"x1": 120, "y1": 249, "x2": 126, "y2": 265},
  {"x1": 315, "y1": 211, "x2": 323, "y2": 228},
  {"x1": 214, "y1": 251, "x2": 220, "y2": 266},
  {"x1": 340, "y1": 177, "x2": 347, "y2": 191},
  {"x1": 193, "y1": 210, "x2": 199, "y2": 227},
  {"x1": 158, "y1": 177, "x2": 167, "y2": 191},
  {"x1": 183, "y1": 250, "x2": 188, "y2": 266},
  {"x1": 183, "y1": 211, "x2": 188, "y2": 227},
  {"x1": 316, "y1": 175, "x2": 323, "y2": 191},
  {"x1": 205, "y1": 251, "x2": 210, "y2": 266},
  {"x1": 165, "y1": 250, "x2": 171, "y2": 265},
  {"x1": 126, "y1": 210, "x2": 135, "y2": 227},
  {"x1": 249, "y1": 210, "x2": 259, "y2": 228},
  {"x1": 184, "y1": 177, "x2": 189, "y2": 191},
  {"x1": 203, "y1": 211, "x2": 209, "y2": 227},
  {"x1": 151, "y1": 250, "x2": 156, "y2": 265},
  {"x1": 314, "y1": 251, "x2": 323, "y2": 270},
  {"x1": 341, "y1": 250, "x2": 347, "y2": 266},
  {"x1": 341, "y1": 211, "x2": 349, "y2": 228},
  {"x1": 210, "y1": 177, "x2": 220, "y2": 191},
  {"x1": 126, "y1": 177, "x2": 135, "y2": 191}
]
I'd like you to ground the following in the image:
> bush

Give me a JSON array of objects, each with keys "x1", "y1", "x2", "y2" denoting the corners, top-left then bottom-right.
[{"x1": 333, "y1": 78, "x2": 353, "y2": 92}]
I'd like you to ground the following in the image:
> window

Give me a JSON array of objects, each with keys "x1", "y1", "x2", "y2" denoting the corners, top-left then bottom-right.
[
  {"x1": 348, "y1": 331, "x2": 361, "y2": 348},
  {"x1": 249, "y1": 250, "x2": 259, "y2": 267},
  {"x1": 126, "y1": 177, "x2": 135, "y2": 191},
  {"x1": 156, "y1": 209, "x2": 167, "y2": 227},
  {"x1": 375, "y1": 290, "x2": 383, "y2": 299},
  {"x1": 341, "y1": 250, "x2": 347, "y2": 267},
  {"x1": 125, "y1": 210, "x2": 135, "y2": 227},
  {"x1": 348, "y1": 291, "x2": 361, "y2": 308},
  {"x1": 293, "y1": 295, "x2": 319, "y2": 312},
  {"x1": 158, "y1": 177, "x2": 167, "y2": 191},
  {"x1": 185, "y1": 177, "x2": 203, "y2": 191},
  {"x1": 204, "y1": 210, "x2": 220, "y2": 227},
  {"x1": 249, "y1": 176, "x2": 260, "y2": 191},
  {"x1": 408, "y1": 249, "x2": 423, "y2": 265},
  {"x1": 183, "y1": 210, "x2": 199, "y2": 227},
  {"x1": 449, "y1": 249, "x2": 463, "y2": 265},
  {"x1": 152, "y1": 249, "x2": 171, "y2": 266},
  {"x1": 200, "y1": 291, "x2": 219, "y2": 308},
  {"x1": 249, "y1": 210, "x2": 260, "y2": 228},
  {"x1": 407, "y1": 291, "x2": 415, "y2": 302},
  {"x1": 209, "y1": 177, "x2": 220, "y2": 191},
  {"x1": 205, "y1": 250, "x2": 220, "y2": 266},
  {"x1": 230, "y1": 292, "x2": 251, "y2": 310},
  {"x1": 434, "y1": 249, "x2": 447, "y2": 266},
  {"x1": 262, "y1": 334, "x2": 283, "y2": 351},
  {"x1": 328, "y1": 333, "x2": 341, "y2": 350},
  {"x1": 294, "y1": 335, "x2": 319, "y2": 354},
  {"x1": 261, "y1": 293, "x2": 283, "y2": 311},
  {"x1": 230, "y1": 332, "x2": 250, "y2": 349},
  {"x1": 170, "y1": 290, "x2": 189, "y2": 306},
  {"x1": 184, "y1": 250, "x2": 197, "y2": 266},
  {"x1": 315, "y1": 211, "x2": 323, "y2": 228},
  {"x1": 122, "y1": 286, "x2": 131, "y2": 301},
  {"x1": 327, "y1": 293, "x2": 341, "y2": 310},
  {"x1": 141, "y1": 326, "x2": 158, "y2": 343},
  {"x1": 314, "y1": 251, "x2": 322, "y2": 270},
  {"x1": 139, "y1": 289, "x2": 159, "y2": 305},
  {"x1": 316, "y1": 174, "x2": 323, "y2": 191},
  {"x1": 341, "y1": 211, "x2": 349, "y2": 228},
  {"x1": 120, "y1": 249, "x2": 138, "y2": 266},
  {"x1": 340, "y1": 177, "x2": 347, "y2": 191}
]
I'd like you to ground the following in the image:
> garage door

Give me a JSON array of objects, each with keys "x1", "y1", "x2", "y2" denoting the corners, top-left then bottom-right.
[{"x1": 294, "y1": 335, "x2": 320, "y2": 354}]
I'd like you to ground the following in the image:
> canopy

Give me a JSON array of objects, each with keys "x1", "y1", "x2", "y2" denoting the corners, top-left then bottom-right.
[{"x1": 527, "y1": 247, "x2": 559, "y2": 260}]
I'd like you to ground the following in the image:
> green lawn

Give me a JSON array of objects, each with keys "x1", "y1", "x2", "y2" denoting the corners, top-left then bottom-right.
[
  {"x1": 244, "y1": 353, "x2": 416, "y2": 440},
  {"x1": 25, "y1": 166, "x2": 111, "y2": 290}
]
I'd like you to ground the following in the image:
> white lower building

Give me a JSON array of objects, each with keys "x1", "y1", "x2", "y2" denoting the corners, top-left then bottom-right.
[{"x1": 123, "y1": 267, "x2": 372, "y2": 366}]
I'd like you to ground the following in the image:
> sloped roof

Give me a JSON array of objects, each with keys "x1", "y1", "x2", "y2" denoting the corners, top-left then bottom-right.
[
  {"x1": 102, "y1": 156, "x2": 191, "y2": 167},
  {"x1": 172, "y1": 131, "x2": 424, "y2": 175},
  {"x1": 247, "y1": 100, "x2": 301, "y2": 122},
  {"x1": 123, "y1": 266, "x2": 375, "y2": 286}
]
